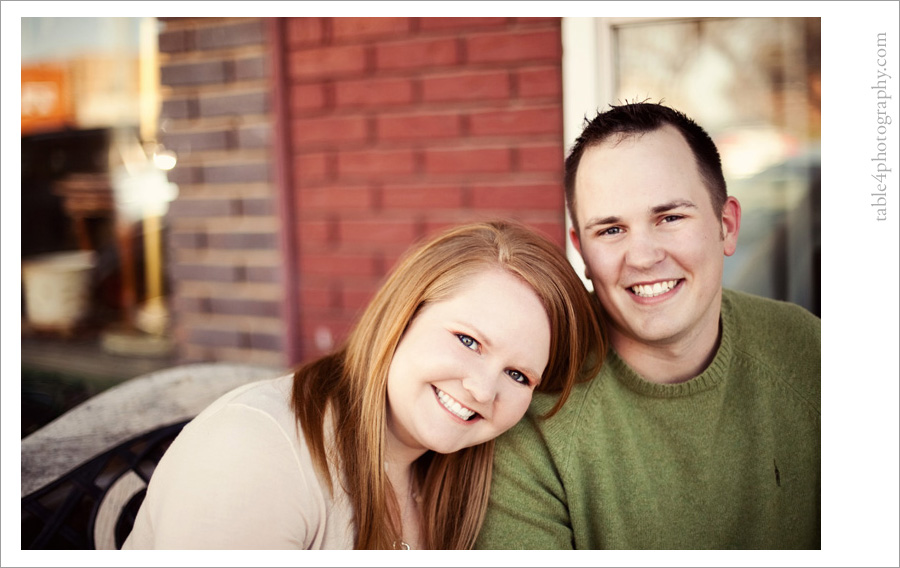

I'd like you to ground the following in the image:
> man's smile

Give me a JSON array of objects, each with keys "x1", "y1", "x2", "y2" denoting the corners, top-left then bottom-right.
[{"x1": 629, "y1": 279, "x2": 682, "y2": 298}]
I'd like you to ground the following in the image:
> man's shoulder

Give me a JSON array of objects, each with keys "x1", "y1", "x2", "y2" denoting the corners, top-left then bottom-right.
[
  {"x1": 723, "y1": 289, "x2": 820, "y2": 339},
  {"x1": 722, "y1": 289, "x2": 820, "y2": 405}
]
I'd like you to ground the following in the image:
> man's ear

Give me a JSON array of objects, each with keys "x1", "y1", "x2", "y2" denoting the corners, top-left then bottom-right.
[
  {"x1": 721, "y1": 196, "x2": 741, "y2": 257},
  {"x1": 569, "y1": 226, "x2": 583, "y2": 256}
]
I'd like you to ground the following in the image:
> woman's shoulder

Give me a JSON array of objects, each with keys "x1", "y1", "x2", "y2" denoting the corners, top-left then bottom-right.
[{"x1": 191, "y1": 373, "x2": 297, "y2": 429}]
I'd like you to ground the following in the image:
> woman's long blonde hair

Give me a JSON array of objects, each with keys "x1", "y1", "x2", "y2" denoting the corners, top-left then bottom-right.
[{"x1": 291, "y1": 220, "x2": 605, "y2": 549}]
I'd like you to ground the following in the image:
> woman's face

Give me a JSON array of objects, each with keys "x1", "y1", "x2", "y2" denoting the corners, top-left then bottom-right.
[{"x1": 385, "y1": 268, "x2": 551, "y2": 460}]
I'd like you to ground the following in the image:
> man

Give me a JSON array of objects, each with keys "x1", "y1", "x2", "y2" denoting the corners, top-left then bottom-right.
[{"x1": 476, "y1": 102, "x2": 820, "y2": 549}]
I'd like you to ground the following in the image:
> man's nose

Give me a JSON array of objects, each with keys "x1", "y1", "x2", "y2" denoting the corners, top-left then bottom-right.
[{"x1": 624, "y1": 229, "x2": 665, "y2": 269}]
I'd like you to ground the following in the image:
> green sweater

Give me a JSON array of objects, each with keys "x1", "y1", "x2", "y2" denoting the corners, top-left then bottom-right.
[{"x1": 477, "y1": 289, "x2": 821, "y2": 549}]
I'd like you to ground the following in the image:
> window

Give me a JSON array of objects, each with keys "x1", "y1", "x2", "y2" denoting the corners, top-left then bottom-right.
[{"x1": 563, "y1": 17, "x2": 821, "y2": 316}]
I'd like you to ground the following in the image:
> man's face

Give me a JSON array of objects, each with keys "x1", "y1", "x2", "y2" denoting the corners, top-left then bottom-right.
[{"x1": 570, "y1": 125, "x2": 740, "y2": 355}]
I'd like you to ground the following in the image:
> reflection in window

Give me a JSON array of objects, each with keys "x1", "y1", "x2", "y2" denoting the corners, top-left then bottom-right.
[{"x1": 612, "y1": 17, "x2": 821, "y2": 316}]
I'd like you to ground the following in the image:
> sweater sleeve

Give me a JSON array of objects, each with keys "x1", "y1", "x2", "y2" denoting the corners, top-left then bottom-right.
[
  {"x1": 123, "y1": 402, "x2": 324, "y2": 549},
  {"x1": 476, "y1": 410, "x2": 574, "y2": 549}
]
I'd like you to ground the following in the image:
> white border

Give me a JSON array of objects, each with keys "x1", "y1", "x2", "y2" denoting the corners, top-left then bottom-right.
[{"x1": 4, "y1": 3, "x2": 899, "y2": 567}]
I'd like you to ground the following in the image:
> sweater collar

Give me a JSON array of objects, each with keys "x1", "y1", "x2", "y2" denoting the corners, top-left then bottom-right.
[{"x1": 606, "y1": 291, "x2": 736, "y2": 398}]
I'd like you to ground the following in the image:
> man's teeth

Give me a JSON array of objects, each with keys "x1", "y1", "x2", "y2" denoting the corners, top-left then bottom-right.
[
  {"x1": 631, "y1": 280, "x2": 678, "y2": 298},
  {"x1": 435, "y1": 388, "x2": 476, "y2": 420}
]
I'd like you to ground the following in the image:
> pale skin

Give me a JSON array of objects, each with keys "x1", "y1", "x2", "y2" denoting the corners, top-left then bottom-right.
[
  {"x1": 384, "y1": 267, "x2": 551, "y2": 547},
  {"x1": 570, "y1": 125, "x2": 742, "y2": 384}
]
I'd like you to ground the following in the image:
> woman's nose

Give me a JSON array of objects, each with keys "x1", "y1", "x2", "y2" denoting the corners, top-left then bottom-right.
[{"x1": 461, "y1": 368, "x2": 498, "y2": 406}]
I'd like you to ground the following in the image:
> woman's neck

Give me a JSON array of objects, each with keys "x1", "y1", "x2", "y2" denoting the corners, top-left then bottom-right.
[{"x1": 384, "y1": 460, "x2": 423, "y2": 550}]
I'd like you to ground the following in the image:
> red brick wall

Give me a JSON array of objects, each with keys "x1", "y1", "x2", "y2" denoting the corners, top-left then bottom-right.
[
  {"x1": 278, "y1": 17, "x2": 567, "y2": 364},
  {"x1": 159, "y1": 18, "x2": 285, "y2": 368}
]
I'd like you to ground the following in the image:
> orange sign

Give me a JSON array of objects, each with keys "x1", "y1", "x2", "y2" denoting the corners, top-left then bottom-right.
[{"x1": 21, "y1": 65, "x2": 73, "y2": 135}]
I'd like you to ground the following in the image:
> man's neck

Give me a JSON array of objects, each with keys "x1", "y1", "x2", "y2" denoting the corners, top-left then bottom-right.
[{"x1": 610, "y1": 319, "x2": 722, "y2": 385}]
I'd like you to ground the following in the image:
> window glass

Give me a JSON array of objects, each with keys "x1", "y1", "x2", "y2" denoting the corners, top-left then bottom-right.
[{"x1": 611, "y1": 17, "x2": 821, "y2": 315}]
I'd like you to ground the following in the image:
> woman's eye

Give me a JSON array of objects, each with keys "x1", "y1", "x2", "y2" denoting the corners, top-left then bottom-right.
[
  {"x1": 456, "y1": 334, "x2": 479, "y2": 351},
  {"x1": 506, "y1": 369, "x2": 530, "y2": 386}
]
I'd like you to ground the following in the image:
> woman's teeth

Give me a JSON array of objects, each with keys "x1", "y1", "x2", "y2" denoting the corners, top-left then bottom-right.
[
  {"x1": 435, "y1": 388, "x2": 476, "y2": 421},
  {"x1": 631, "y1": 280, "x2": 678, "y2": 298}
]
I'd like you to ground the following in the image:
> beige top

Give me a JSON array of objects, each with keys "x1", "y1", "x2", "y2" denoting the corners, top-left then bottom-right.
[{"x1": 122, "y1": 375, "x2": 355, "y2": 549}]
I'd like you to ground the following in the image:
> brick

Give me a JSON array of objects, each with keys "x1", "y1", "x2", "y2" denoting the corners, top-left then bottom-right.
[
  {"x1": 421, "y1": 71, "x2": 510, "y2": 103},
  {"x1": 334, "y1": 77, "x2": 415, "y2": 107},
  {"x1": 169, "y1": 231, "x2": 207, "y2": 248},
  {"x1": 286, "y1": 18, "x2": 326, "y2": 48},
  {"x1": 161, "y1": 60, "x2": 227, "y2": 86},
  {"x1": 203, "y1": 162, "x2": 270, "y2": 184},
  {"x1": 249, "y1": 332, "x2": 283, "y2": 351},
  {"x1": 199, "y1": 91, "x2": 269, "y2": 117},
  {"x1": 535, "y1": 220, "x2": 567, "y2": 244},
  {"x1": 338, "y1": 218, "x2": 418, "y2": 245},
  {"x1": 172, "y1": 263, "x2": 244, "y2": 283},
  {"x1": 245, "y1": 265, "x2": 281, "y2": 283},
  {"x1": 289, "y1": 45, "x2": 368, "y2": 79},
  {"x1": 290, "y1": 83, "x2": 329, "y2": 114},
  {"x1": 517, "y1": 144, "x2": 563, "y2": 173},
  {"x1": 234, "y1": 56, "x2": 268, "y2": 81},
  {"x1": 468, "y1": 106, "x2": 561, "y2": 137},
  {"x1": 158, "y1": 29, "x2": 191, "y2": 53},
  {"x1": 340, "y1": 285, "x2": 376, "y2": 312},
  {"x1": 337, "y1": 149, "x2": 416, "y2": 178},
  {"x1": 195, "y1": 20, "x2": 265, "y2": 50},
  {"x1": 236, "y1": 124, "x2": 271, "y2": 148},
  {"x1": 518, "y1": 66, "x2": 561, "y2": 99},
  {"x1": 209, "y1": 298, "x2": 281, "y2": 317},
  {"x1": 300, "y1": 316, "x2": 357, "y2": 353},
  {"x1": 417, "y1": 17, "x2": 508, "y2": 32},
  {"x1": 299, "y1": 219, "x2": 336, "y2": 246},
  {"x1": 300, "y1": 253, "x2": 379, "y2": 277},
  {"x1": 471, "y1": 183, "x2": 562, "y2": 210},
  {"x1": 300, "y1": 285, "x2": 337, "y2": 309},
  {"x1": 424, "y1": 147, "x2": 511, "y2": 174},
  {"x1": 467, "y1": 29, "x2": 562, "y2": 64},
  {"x1": 376, "y1": 38, "x2": 458, "y2": 71},
  {"x1": 190, "y1": 327, "x2": 245, "y2": 348},
  {"x1": 376, "y1": 113, "x2": 460, "y2": 141},
  {"x1": 172, "y1": 295, "x2": 210, "y2": 313},
  {"x1": 293, "y1": 152, "x2": 331, "y2": 184},
  {"x1": 207, "y1": 232, "x2": 278, "y2": 250},
  {"x1": 241, "y1": 197, "x2": 276, "y2": 216},
  {"x1": 381, "y1": 184, "x2": 464, "y2": 209},
  {"x1": 300, "y1": 185, "x2": 374, "y2": 210},
  {"x1": 332, "y1": 17, "x2": 410, "y2": 41},
  {"x1": 161, "y1": 98, "x2": 195, "y2": 120},
  {"x1": 162, "y1": 129, "x2": 229, "y2": 153},
  {"x1": 167, "y1": 198, "x2": 239, "y2": 218},
  {"x1": 165, "y1": 165, "x2": 202, "y2": 185},
  {"x1": 292, "y1": 115, "x2": 369, "y2": 147}
]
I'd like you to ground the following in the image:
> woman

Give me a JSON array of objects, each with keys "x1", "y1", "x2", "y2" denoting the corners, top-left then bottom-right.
[{"x1": 123, "y1": 220, "x2": 605, "y2": 550}]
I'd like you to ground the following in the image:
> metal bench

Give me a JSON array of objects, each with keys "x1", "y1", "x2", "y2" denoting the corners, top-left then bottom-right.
[{"x1": 21, "y1": 362, "x2": 282, "y2": 549}]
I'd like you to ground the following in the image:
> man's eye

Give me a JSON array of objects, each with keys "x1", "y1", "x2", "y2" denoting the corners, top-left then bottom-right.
[
  {"x1": 662, "y1": 215, "x2": 683, "y2": 223},
  {"x1": 506, "y1": 369, "x2": 530, "y2": 386},
  {"x1": 600, "y1": 227, "x2": 621, "y2": 236},
  {"x1": 457, "y1": 334, "x2": 479, "y2": 351}
]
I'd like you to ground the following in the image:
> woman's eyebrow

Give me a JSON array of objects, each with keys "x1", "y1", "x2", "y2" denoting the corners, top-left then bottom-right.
[{"x1": 456, "y1": 321, "x2": 542, "y2": 380}]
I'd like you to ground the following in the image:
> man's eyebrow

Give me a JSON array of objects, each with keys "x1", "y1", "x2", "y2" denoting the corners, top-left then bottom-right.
[
  {"x1": 583, "y1": 200, "x2": 697, "y2": 231},
  {"x1": 583, "y1": 215, "x2": 620, "y2": 230},
  {"x1": 652, "y1": 200, "x2": 697, "y2": 214}
]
